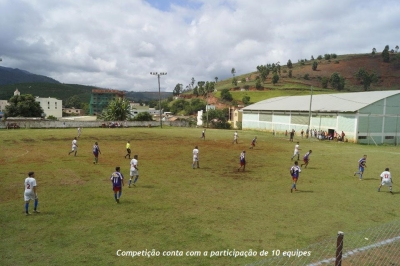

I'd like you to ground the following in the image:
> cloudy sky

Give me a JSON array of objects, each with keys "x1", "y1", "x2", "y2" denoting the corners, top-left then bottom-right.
[{"x1": 0, "y1": 0, "x2": 399, "y2": 92}]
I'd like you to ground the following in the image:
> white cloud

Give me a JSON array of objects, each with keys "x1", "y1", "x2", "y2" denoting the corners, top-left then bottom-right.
[{"x1": 0, "y1": 0, "x2": 399, "y2": 92}]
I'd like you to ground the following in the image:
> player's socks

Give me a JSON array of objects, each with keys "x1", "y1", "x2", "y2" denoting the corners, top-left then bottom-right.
[
  {"x1": 25, "y1": 203, "x2": 29, "y2": 213},
  {"x1": 114, "y1": 194, "x2": 117, "y2": 201},
  {"x1": 134, "y1": 177, "x2": 138, "y2": 184},
  {"x1": 118, "y1": 191, "x2": 122, "y2": 198},
  {"x1": 34, "y1": 199, "x2": 38, "y2": 210}
]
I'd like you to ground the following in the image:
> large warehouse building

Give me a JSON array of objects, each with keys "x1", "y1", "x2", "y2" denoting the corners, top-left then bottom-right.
[{"x1": 242, "y1": 90, "x2": 400, "y2": 145}]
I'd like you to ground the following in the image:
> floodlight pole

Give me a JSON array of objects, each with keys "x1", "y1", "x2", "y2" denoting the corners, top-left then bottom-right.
[
  {"x1": 308, "y1": 86, "x2": 313, "y2": 133},
  {"x1": 150, "y1": 72, "x2": 167, "y2": 128}
]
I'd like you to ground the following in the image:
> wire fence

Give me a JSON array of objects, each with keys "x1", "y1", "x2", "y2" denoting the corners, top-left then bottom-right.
[{"x1": 246, "y1": 219, "x2": 400, "y2": 266}]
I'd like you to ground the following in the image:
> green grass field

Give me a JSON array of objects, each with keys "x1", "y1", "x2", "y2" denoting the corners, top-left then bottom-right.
[{"x1": 1, "y1": 127, "x2": 399, "y2": 265}]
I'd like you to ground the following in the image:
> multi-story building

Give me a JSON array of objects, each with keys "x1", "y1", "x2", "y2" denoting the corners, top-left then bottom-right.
[
  {"x1": 89, "y1": 89, "x2": 125, "y2": 115},
  {"x1": 35, "y1": 96, "x2": 63, "y2": 118},
  {"x1": 0, "y1": 100, "x2": 8, "y2": 112}
]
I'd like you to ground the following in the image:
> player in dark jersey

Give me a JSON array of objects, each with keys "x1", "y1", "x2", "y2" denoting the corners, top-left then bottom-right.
[
  {"x1": 111, "y1": 167, "x2": 124, "y2": 203},
  {"x1": 290, "y1": 161, "x2": 301, "y2": 193},
  {"x1": 354, "y1": 155, "x2": 367, "y2": 180},
  {"x1": 301, "y1": 150, "x2": 312, "y2": 168}
]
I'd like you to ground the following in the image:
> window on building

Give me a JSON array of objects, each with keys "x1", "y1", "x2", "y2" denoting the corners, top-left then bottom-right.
[
  {"x1": 358, "y1": 136, "x2": 367, "y2": 139},
  {"x1": 385, "y1": 136, "x2": 394, "y2": 139}
]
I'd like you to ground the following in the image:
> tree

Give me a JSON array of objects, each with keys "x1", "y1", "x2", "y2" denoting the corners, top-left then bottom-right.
[
  {"x1": 197, "y1": 81, "x2": 205, "y2": 96},
  {"x1": 191, "y1": 77, "x2": 195, "y2": 87},
  {"x1": 242, "y1": 95, "x2": 250, "y2": 105},
  {"x1": 311, "y1": 55, "x2": 314, "y2": 60},
  {"x1": 193, "y1": 87, "x2": 199, "y2": 97},
  {"x1": 396, "y1": 45, "x2": 399, "y2": 53},
  {"x1": 241, "y1": 77, "x2": 246, "y2": 84},
  {"x1": 382, "y1": 45, "x2": 390, "y2": 63},
  {"x1": 214, "y1": 77, "x2": 218, "y2": 83},
  {"x1": 317, "y1": 55, "x2": 323, "y2": 60},
  {"x1": 372, "y1": 48, "x2": 376, "y2": 55},
  {"x1": 64, "y1": 95, "x2": 82, "y2": 108},
  {"x1": 231, "y1": 68, "x2": 236, "y2": 77},
  {"x1": 173, "y1": 83, "x2": 183, "y2": 96},
  {"x1": 220, "y1": 88, "x2": 233, "y2": 101},
  {"x1": 321, "y1": 77, "x2": 329, "y2": 88},
  {"x1": 255, "y1": 79, "x2": 263, "y2": 89},
  {"x1": 256, "y1": 65, "x2": 269, "y2": 83},
  {"x1": 133, "y1": 112, "x2": 153, "y2": 121},
  {"x1": 329, "y1": 72, "x2": 345, "y2": 91},
  {"x1": 312, "y1": 61, "x2": 318, "y2": 71},
  {"x1": 272, "y1": 74, "x2": 279, "y2": 85},
  {"x1": 288, "y1": 69, "x2": 292, "y2": 78},
  {"x1": 101, "y1": 98, "x2": 131, "y2": 121},
  {"x1": 205, "y1": 81, "x2": 215, "y2": 94},
  {"x1": 202, "y1": 109, "x2": 230, "y2": 129},
  {"x1": 355, "y1": 68, "x2": 378, "y2": 91},
  {"x1": 232, "y1": 77, "x2": 238, "y2": 86},
  {"x1": 287, "y1": 59, "x2": 293, "y2": 68},
  {"x1": 324, "y1": 54, "x2": 331, "y2": 60},
  {"x1": 5, "y1": 94, "x2": 44, "y2": 118},
  {"x1": 170, "y1": 99, "x2": 189, "y2": 115}
]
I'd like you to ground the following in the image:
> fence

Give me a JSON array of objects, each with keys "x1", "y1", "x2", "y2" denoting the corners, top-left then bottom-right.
[
  {"x1": 0, "y1": 120, "x2": 190, "y2": 129},
  {"x1": 246, "y1": 219, "x2": 400, "y2": 266}
]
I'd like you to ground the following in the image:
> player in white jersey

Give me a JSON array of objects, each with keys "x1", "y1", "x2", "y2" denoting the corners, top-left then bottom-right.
[
  {"x1": 232, "y1": 131, "x2": 238, "y2": 144},
  {"x1": 129, "y1": 155, "x2": 139, "y2": 187},
  {"x1": 378, "y1": 168, "x2": 393, "y2": 193},
  {"x1": 192, "y1": 146, "x2": 199, "y2": 169},
  {"x1": 68, "y1": 137, "x2": 78, "y2": 156},
  {"x1": 291, "y1": 142, "x2": 301, "y2": 161},
  {"x1": 24, "y1": 172, "x2": 39, "y2": 215}
]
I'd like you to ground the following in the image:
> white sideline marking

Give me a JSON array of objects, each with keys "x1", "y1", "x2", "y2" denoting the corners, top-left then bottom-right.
[{"x1": 308, "y1": 235, "x2": 400, "y2": 266}]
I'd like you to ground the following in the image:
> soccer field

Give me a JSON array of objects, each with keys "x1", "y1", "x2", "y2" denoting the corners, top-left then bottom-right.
[{"x1": 1, "y1": 127, "x2": 399, "y2": 265}]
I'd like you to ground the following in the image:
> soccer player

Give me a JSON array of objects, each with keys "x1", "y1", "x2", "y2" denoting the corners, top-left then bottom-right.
[
  {"x1": 289, "y1": 129, "x2": 295, "y2": 142},
  {"x1": 249, "y1": 137, "x2": 257, "y2": 149},
  {"x1": 232, "y1": 131, "x2": 238, "y2": 144},
  {"x1": 77, "y1": 127, "x2": 81, "y2": 138},
  {"x1": 129, "y1": 155, "x2": 139, "y2": 187},
  {"x1": 238, "y1": 150, "x2": 246, "y2": 171},
  {"x1": 354, "y1": 155, "x2": 367, "y2": 180},
  {"x1": 24, "y1": 172, "x2": 39, "y2": 215},
  {"x1": 111, "y1": 167, "x2": 124, "y2": 203},
  {"x1": 192, "y1": 146, "x2": 199, "y2": 169},
  {"x1": 290, "y1": 161, "x2": 301, "y2": 193},
  {"x1": 68, "y1": 137, "x2": 78, "y2": 156},
  {"x1": 93, "y1": 142, "x2": 101, "y2": 164},
  {"x1": 291, "y1": 142, "x2": 301, "y2": 161},
  {"x1": 200, "y1": 129, "x2": 205, "y2": 140},
  {"x1": 378, "y1": 168, "x2": 393, "y2": 193},
  {"x1": 125, "y1": 141, "x2": 131, "y2": 159},
  {"x1": 301, "y1": 150, "x2": 312, "y2": 168}
]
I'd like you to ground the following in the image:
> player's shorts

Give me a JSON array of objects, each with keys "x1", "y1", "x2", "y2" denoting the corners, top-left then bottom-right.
[
  {"x1": 240, "y1": 160, "x2": 246, "y2": 166},
  {"x1": 292, "y1": 176, "x2": 298, "y2": 181},
  {"x1": 71, "y1": 146, "x2": 77, "y2": 151},
  {"x1": 127, "y1": 149, "x2": 131, "y2": 154},
  {"x1": 93, "y1": 152, "x2": 99, "y2": 157},
  {"x1": 293, "y1": 151, "x2": 299, "y2": 155},
  {"x1": 359, "y1": 166, "x2": 365, "y2": 172},
  {"x1": 24, "y1": 192, "x2": 36, "y2": 201},
  {"x1": 130, "y1": 170, "x2": 139, "y2": 176},
  {"x1": 251, "y1": 143, "x2": 255, "y2": 147},
  {"x1": 113, "y1": 186, "x2": 121, "y2": 192},
  {"x1": 303, "y1": 159, "x2": 309, "y2": 163},
  {"x1": 381, "y1": 179, "x2": 392, "y2": 186},
  {"x1": 193, "y1": 155, "x2": 198, "y2": 162}
]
